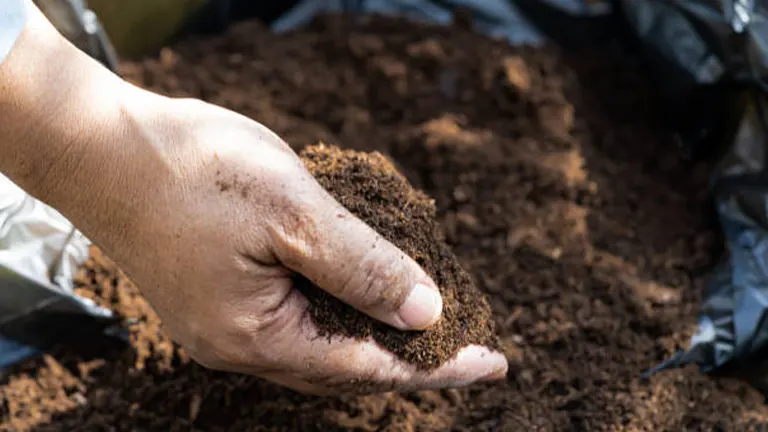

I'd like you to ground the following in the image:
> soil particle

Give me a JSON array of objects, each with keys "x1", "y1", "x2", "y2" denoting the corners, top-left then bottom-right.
[
  {"x1": 2, "y1": 13, "x2": 768, "y2": 432},
  {"x1": 298, "y1": 144, "x2": 499, "y2": 369}
]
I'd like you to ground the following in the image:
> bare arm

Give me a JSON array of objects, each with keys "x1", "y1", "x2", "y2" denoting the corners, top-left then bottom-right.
[{"x1": 0, "y1": 3, "x2": 166, "y2": 232}]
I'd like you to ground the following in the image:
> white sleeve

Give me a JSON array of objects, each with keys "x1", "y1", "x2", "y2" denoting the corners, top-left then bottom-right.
[{"x1": 0, "y1": 0, "x2": 30, "y2": 65}]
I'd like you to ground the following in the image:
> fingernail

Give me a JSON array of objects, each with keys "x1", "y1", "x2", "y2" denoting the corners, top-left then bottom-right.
[{"x1": 397, "y1": 283, "x2": 443, "y2": 330}]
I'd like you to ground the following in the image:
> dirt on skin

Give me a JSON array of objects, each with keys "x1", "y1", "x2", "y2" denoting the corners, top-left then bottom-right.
[
  {"x1": 298, "y1": 144, "x2": 499, "y2": 370},
  {"x1": 3, "y1": 13, "x2": 768, "y2": 432}
]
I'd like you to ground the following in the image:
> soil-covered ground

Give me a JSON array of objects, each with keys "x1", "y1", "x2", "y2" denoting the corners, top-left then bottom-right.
[{"x1": 3, "y1": 13, "x2": 768, "y2": 431}]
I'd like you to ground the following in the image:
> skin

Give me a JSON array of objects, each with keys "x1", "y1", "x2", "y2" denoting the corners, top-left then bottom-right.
[{"x1": 0, "y1": 4, "x2": 508, "y2": 395}]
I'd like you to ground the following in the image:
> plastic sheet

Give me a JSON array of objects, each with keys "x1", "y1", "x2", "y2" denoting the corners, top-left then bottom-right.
[
  {"x1": 0, "y1": 173, "x2": 120, "y2": 368},
  {"x1": 273, "y1": 0, "x2": 548, "y2": 45},
  {"x1": 627, "y1": 0, "x2": 768, "y2": 389}
]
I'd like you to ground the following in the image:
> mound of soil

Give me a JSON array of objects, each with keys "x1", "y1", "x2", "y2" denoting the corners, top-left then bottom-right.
[
  {"x1": 3, "y1": 13, "x2": 768, "y2": 432},
  {"x1": 298, "y1": 144, "x2": 498, "y2": 369}
]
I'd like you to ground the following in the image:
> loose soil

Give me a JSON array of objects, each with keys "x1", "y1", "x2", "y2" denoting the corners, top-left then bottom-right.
[
  {"x1": 3, "y1": 13, "x2": 768, "y2": 432},
  {"x1": 298, "y1": 144, "x2": 498, "y2": 369}
]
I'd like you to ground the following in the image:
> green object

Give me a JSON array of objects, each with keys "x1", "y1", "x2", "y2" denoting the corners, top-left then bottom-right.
[{"x1": 86, "y1": 0, "x2": 207, "y2": 58}]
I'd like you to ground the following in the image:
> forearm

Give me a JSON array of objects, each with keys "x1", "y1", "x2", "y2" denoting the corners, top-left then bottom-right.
[
  {"x1": 0, "y1": 3, "x2": 184, "y2": 243},
  {"x1": 0, "y1": 4, "x2": 129, "y2": 204}
]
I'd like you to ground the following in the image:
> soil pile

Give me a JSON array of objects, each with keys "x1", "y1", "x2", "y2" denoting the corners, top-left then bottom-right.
[
  {"x1": 298, "y1": 144, "x2": 498, "y2": 369},
  {"x1": 3, "y1": 13, "x2": 768, "y2": 432}
]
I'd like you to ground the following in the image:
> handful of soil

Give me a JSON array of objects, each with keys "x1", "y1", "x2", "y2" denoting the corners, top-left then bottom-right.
[{"x1": 298, "y1": 144, "x2": 500, "y2": 370}]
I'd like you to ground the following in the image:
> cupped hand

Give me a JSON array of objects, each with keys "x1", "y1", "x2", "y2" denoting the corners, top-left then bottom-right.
[
  {"x1": 60, "y1": 92, "x2": 509, "y2": 395},
  {"x1": 0, "y1": 0, "x2": 505, "y2": 395}
]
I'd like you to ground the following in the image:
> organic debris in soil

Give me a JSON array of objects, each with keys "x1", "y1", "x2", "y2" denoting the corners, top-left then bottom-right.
[
  {"x1": 3, "y1": 13, "x2": 768, "y2": 432},
  {"x1": 298, "y1": 143, "x2": 499, "y2": 369}
]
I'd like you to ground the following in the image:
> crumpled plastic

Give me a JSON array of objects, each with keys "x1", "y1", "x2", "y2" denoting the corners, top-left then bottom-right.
[
  {"x1": 642, "y1": 92, "x2": 768, "y2": 382},
  {"x1": 272, "y1": 0, "x2": 612, "y2": 45},
  {"x1": 273, "y1": 0, "x2": 548, "y2": 44},
  {"x1": 0, "y1": 174, "x2": 119, "y2": 368},
  {"x1": 622, "y1": 1, "x2": 768, "y2": 390}
]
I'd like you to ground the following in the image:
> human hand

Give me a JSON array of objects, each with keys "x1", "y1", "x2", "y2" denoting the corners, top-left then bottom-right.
[
  {"x1": 64, "y1": 94, "x2": 507, "y2": 394},
  {"x1": 0, "y1": 6, "x2": 507, "y2": 391}
]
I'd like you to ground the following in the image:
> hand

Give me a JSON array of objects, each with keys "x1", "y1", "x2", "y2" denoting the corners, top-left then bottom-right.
[
  {"x1": 0, "y1": 5, "x2": 508, "y2": 394},
  {"x1": 71, "y1": 94, "x2": 508, "y2": 394}
]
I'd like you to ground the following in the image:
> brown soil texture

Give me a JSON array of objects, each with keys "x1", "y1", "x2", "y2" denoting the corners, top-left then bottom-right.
[
  {"x1": 299, "y1": 144, "x2": 498, "y2": 369},
  {"x1": 3, "y1": 13, "x2": 768, "y2": 432}
]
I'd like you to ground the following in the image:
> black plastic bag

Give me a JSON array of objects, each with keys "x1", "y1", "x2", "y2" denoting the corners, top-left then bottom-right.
[{"x1": 607, "y1": 1, "x2": 768, "y2": 390}]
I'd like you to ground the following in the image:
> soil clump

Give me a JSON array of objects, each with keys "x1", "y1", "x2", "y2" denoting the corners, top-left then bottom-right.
[{"x1": 298, "y1": 144, "x2": 498, "y2": 369}]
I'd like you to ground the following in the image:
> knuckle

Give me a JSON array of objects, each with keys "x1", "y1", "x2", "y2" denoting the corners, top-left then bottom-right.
[
  {"x1": 269, "y1": 200, "x2": 321, "y2": 270},
  {"x1": 339, "y1": 267, "x2": 385, "y2": 311},
  {"x1": 338, "y1": 243, "x2": 409, "y2": 312}
]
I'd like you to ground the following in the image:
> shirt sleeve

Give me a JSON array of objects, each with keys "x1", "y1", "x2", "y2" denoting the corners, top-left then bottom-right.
[{"x1": 0, "y1": 0, "x2": 30, "y2": 65}]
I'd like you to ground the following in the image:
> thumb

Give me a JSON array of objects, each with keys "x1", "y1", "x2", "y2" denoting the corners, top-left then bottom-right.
[{"x1": 271, "y1": 185, "x2": 443, "y2": 331}]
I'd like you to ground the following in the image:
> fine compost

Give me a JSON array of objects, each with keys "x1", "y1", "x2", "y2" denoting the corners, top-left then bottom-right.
[
  {"x1": 299, "y1": 143, "x2": 499, "y2": 370},
  {"x1": 3, "y1": 13, "x2": 768, "y2": 431}
]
